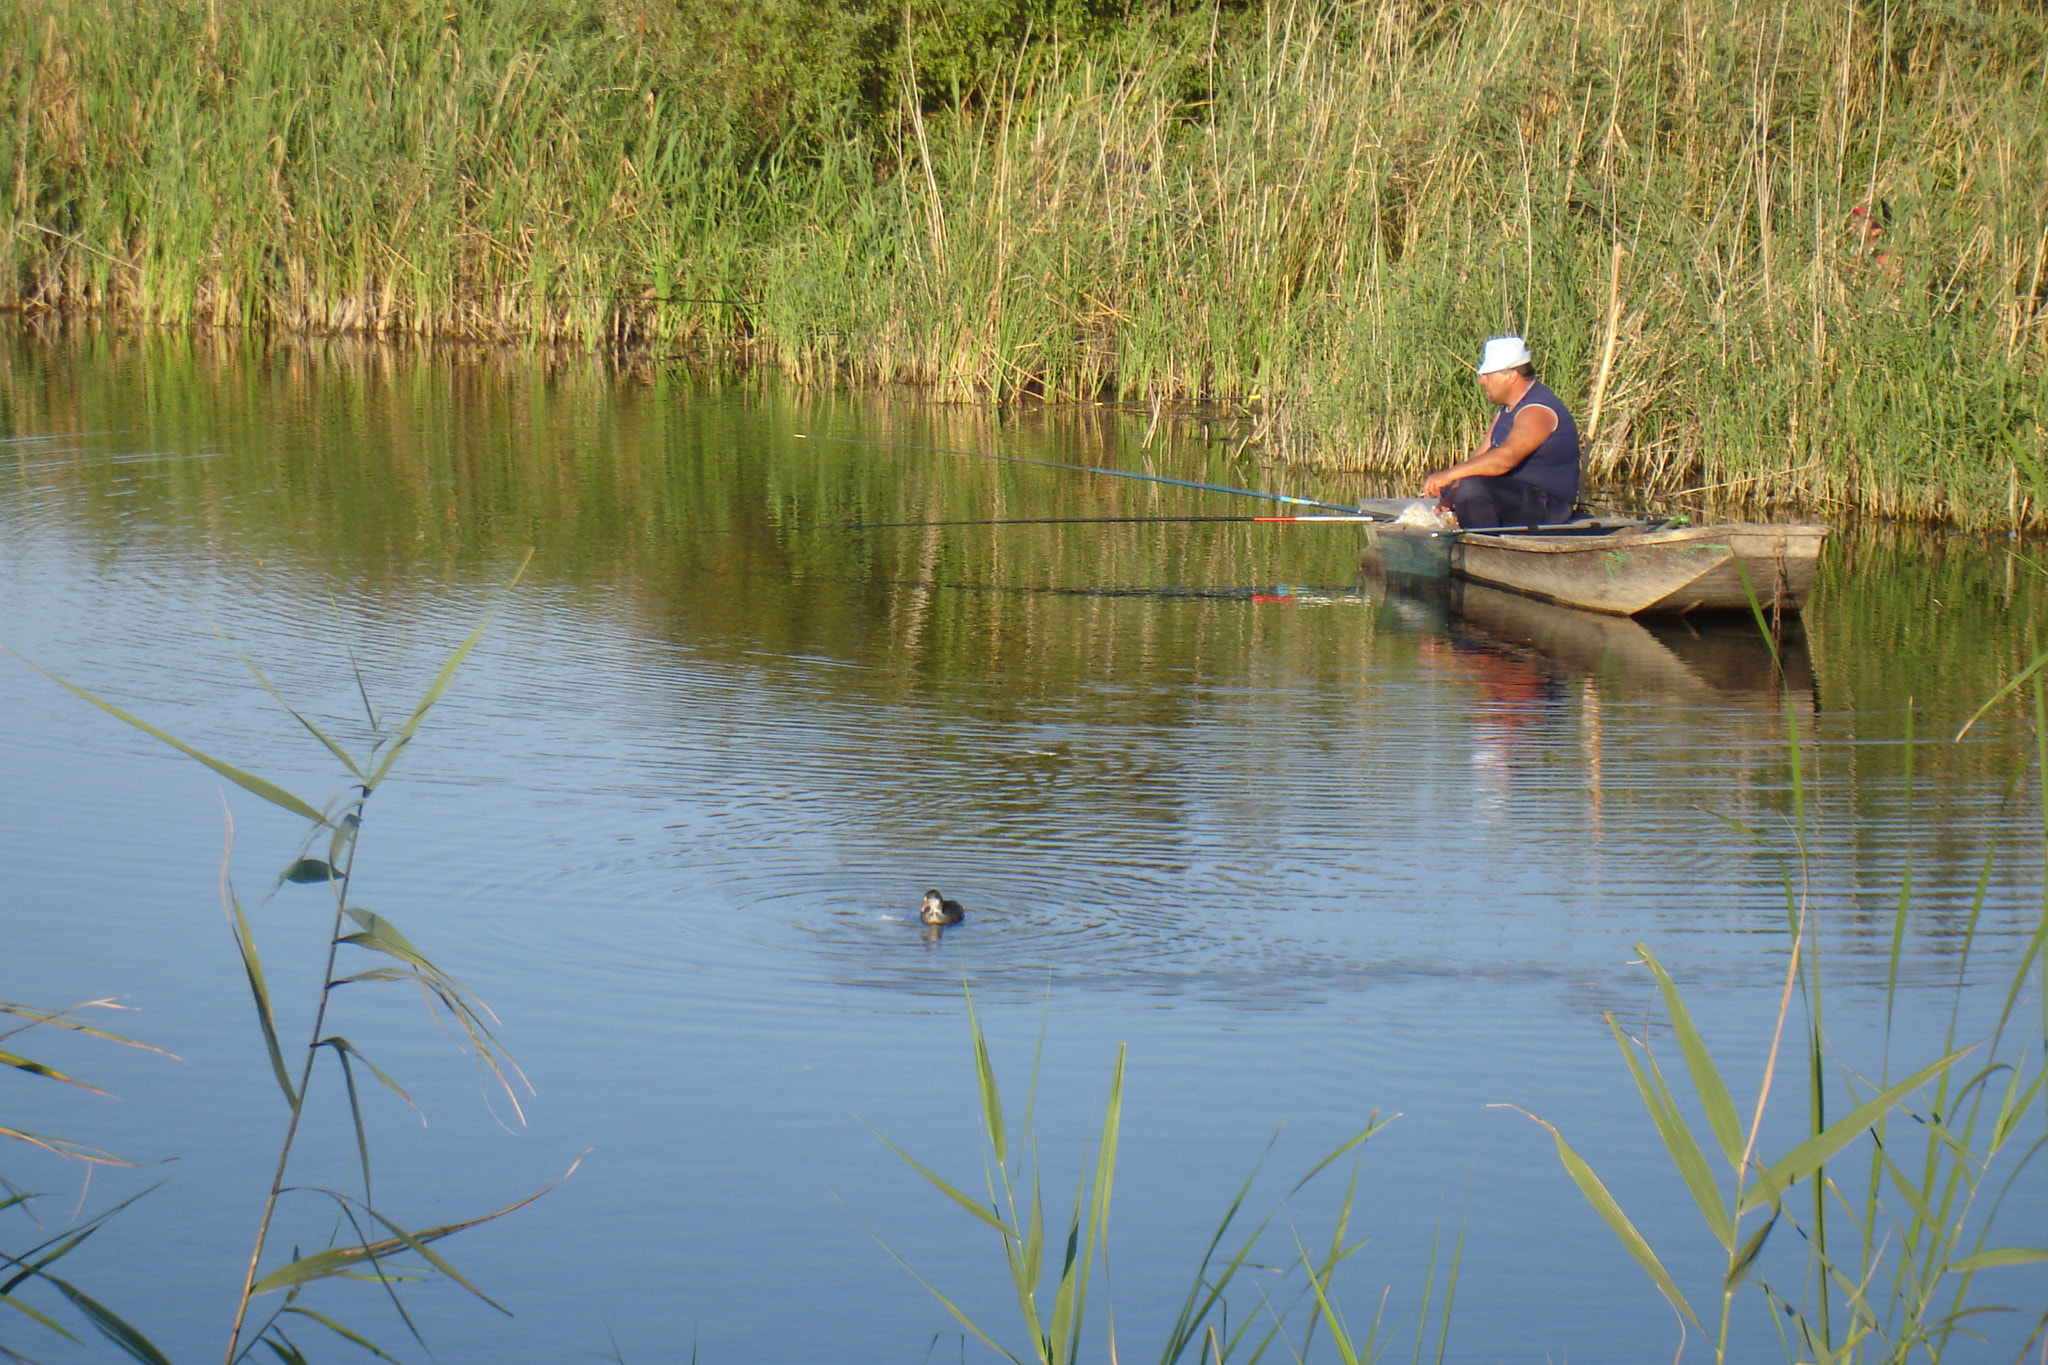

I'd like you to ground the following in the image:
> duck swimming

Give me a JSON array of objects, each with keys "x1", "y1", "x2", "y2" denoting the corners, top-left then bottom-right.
[{"x1": 919, "y1": 889, "x2": 966, "y2": 926}]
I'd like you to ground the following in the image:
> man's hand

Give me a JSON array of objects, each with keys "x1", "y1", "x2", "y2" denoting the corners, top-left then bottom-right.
[{"x1": 1422, "y1": 467, "x2": 1458, "y2": 498}]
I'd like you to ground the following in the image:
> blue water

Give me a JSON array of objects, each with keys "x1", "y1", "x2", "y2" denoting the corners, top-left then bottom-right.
[{"x1": 2, "y1": 333, "x2": 2042, "y2": 1364}]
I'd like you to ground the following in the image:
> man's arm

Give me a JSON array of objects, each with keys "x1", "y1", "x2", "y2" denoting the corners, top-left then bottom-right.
[{"x1": 1422, "y1": 405, "x2": 1559, "y2": 498}]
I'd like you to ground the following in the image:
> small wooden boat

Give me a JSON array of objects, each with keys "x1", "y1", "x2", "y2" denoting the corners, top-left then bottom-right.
[{"x1": 1364, "y1": 517, "x2": 1829, "y2": 617}]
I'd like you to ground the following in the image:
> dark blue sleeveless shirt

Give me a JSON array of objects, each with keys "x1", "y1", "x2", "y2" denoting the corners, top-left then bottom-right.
[{"x1": 1488, "y1": 380, "x2": 1580, "y2": 503}]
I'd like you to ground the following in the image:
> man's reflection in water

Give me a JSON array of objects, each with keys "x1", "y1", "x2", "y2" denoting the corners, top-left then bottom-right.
[{"x1": 1417, "y1": 628, "x2": 1568, "y2": 814}]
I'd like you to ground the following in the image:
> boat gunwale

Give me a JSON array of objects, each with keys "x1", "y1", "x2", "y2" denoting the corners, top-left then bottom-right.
[{"x1": 1454, "y1": 521, "x2": 1831, "y2": 556}]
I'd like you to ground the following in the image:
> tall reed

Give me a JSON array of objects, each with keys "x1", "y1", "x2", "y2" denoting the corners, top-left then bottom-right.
[
  {"x1": 3, "y1": 553, "x2": 551, "y2": 1364},
  {"x1": 877, "y1": 990, "x2": 1453, "y2": 1365},
  {"x1": 1514, "y1": 626, "x2": 2048, "y2": 1361},
  {"x1": 6, "y1": 0, "x2": 2044, "y2": 526}
]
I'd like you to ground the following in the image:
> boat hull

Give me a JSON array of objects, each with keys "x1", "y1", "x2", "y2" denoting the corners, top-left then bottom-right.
[{"x1": 1366, "y1": 522, "x2": 1829, "y2": 616}]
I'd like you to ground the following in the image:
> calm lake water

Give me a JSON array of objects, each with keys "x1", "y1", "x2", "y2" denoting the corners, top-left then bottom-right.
[{"x1": 3, "y1": 324, "x2": 2043, "y2": 1364}]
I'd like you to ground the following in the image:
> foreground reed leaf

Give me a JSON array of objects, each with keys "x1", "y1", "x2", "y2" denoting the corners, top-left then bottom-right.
[
  {"x1": 283, "y1": 859, "x2": 339, "y2": 884},
  {"x1": 216, "y1": 636, "x2": 366, "y2": 782},
  {"x1": 362, "y1": 550, "x2": 532, "y2": 792},
  {"x1": 0, "y1": 1283, "x2": 78, "y2": 1338},
  {"x1": 1606, "y1": 1015, "x2": 1733, "y2": 1251},
  {"x1": 0, "y1": 1124, "x2": 130, "y2": 1166},
  {"x1": 278, "y1": 1305, "x2": 400, "y2": 1362},
  {"x1": 0, "y1": 1000, "x2": 165, "y2": 1055},
  {"x1": 1736, "y1": 1050, "x2": 1970, "y2": 1215},
  {"x1": 870, "y1": 1129, "x2": 1011, "y2": 1234},
  {"x1": 44, "y1": 1276, "x2": 174, "y2": 1365},
  {"x1": 317, "y1": 1038, "x2": 416, "y2": 1110},
  {"x1": 1944, "y1": 1247, "x2": 2048, "y2": 1272},
  {"x1": 1631, "y1": 944, "x2": 1743, "y2": 1168},
  {"x1": 0, "y1": 1049, "x2": 99, "y2": 1092},
  {"x1": 967, "y1": 993, "x2": 1007, "y2": 1170},
  {"x1": 247, "y1": 1182, "x2": 554, "y2": 1301},
  {"x1": 1722, "y1": 1211, "x2": 1777, "y2": 1292},
  {"x1": 1953, "y1": 642, "x2": 2048, "y2": 741},
  {"x1": 1294, "y1": 1242, "x2": 1363, "y2": 1365},
  {"x1": 1494, "y1": 1105, "x2": 1702, "y2": 1330},
  {"x1": 5, "y1": 650, "x2": 329, "y2": 826},
  {"x1": 226, "y1": 881, "x2": 297, "y2": 1109}
]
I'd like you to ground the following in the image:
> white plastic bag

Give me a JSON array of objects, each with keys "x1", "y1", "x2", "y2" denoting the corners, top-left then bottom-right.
[{"x1": 1391, "y1": 499, "x2": 1455, "y2": 530}]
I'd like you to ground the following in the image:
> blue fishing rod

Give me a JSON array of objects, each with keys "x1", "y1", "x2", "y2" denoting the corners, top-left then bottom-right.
[{"x1": 791, "y1": 432, "x2": 1384, "y2": 518}]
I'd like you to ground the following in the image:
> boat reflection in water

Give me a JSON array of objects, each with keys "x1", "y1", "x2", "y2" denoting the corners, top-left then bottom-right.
[
  {"x1": 1367, "y1": 564, "x2": 1817, "y2": 824},
  {"x1": 1370, "y1": 564, "x2": 1816, "y2": 709}
]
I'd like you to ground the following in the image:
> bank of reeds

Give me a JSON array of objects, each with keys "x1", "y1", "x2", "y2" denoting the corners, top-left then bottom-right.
[{"x1": 4, "y1": 0, "x2": 2045, "y2": 521}]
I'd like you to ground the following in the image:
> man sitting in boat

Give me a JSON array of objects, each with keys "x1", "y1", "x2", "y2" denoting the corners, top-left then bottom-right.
[{"x1": 1420, "y1": 336, "x2": 1581, "y2": 529}]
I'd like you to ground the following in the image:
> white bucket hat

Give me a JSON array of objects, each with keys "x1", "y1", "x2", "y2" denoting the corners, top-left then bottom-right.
[{"x1": 1478, "y1": 335, "x2": 1533, "y2": 374}]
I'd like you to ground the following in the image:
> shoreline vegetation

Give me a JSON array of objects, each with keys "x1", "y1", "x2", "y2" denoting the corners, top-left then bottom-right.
[{"x1": 5, "y1": 0, "x2": 2046, "y2": 527}]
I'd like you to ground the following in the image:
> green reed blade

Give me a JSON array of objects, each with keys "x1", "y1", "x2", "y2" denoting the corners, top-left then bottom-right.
[
  {"x1": 1022, "y1": 1183, "x2": 1046, "y2": 1312},
  {"x1": 6, "y1": 651, "x2": 328, "y2": 827},
  {"x1": 263, "y1": 1330, "x2": 309, "y2": 1365},
  {"x1": 250, "y1": 1192, "x2": 529, "y2": 1304},
  {"x1": 1287, "y1": 1111, "x2": 1394, "y2": 1196},
  {"x1": 227, "y1": 882, "x2": 298, "y2": 1109},
  {"x1": 1945, "y1": 1246, "x2": 2048, "y2": 1272},
  {"x1": 282, "y1": 859, "x2": 340, "y2": 885},
  {"x1": 43, "y1": 1275, "x2": 174, "y2": 1365},
  {"x1": 336, "y1": 910, "x2": 438, "y2": 976},
  {"x1": 0, "y1": 1001, "x2": 168, "y2": 1056},
  {"x1": 1993, "y1": 1070, "x2": 2047, "y2": 1148},
  {"x1": 0, "y1": 1286, "x2": 79, "y2": 1339},
  {"x1": 1158, "y1": 1148, "x2": 1282, "y2": 1365},
  {"x1": 1877, "y1": 1145, "x2": 1940, "y2": 1231},
  {"x1": 1953, "y1": 641, "x2": 2048, "y2": 741},
  {"x1": 1047, "y1": 1205, "x2": 1081, "y2": 1364},
  {"x1": 868, "y1": 1127, "x2": 1014, "y2": 1236},
  {"x1": 1633, "y1": 943, "x2": 1744, "y2": 1169},
  {"x1": 329, "y1": 1045, "x2": 373, "y2": 1204},
  {"x1": 328, "y1": 813, "x2": 360, "y2": 876},
  {"x1": 1723, "y1": 1210, "x2": 1778, "y2": 1292},
  {"x1": 1431, "y1": 1221, "x2": 1464, "y2": 1365},
  {"x1": 363, "y1": 550, "x2": 532, "y2": 791},
  {"x1": 1291, "y1": 1230, "x2": 1362, "y2": 1365},
  {"x1": 1606, "y1": 1015, "x2": 1734, "y2": 1250},
  {"x1": 214, "y1": 634, "x2": 366, "y2": 782},
  {"x1": 0, "y1": 1049, "x2": 100, "y2": 1093},
  {"x1": 352, "y1": 1204, "x2": 510, "y2": 1314},
  {"x1": 1071, "y1": 1040, "x2": 1122, "y2": 1361},
  {"x1": 278, "y1": 1306, "x2": 400, "y2": 1362},
  {"x1": 317, "y1": 1038, "x2": 417, "y2": 1112},
  {"x1": 966, "y1": 992, "x2": 1008, "y2": 1170},
  {"x1": 1497, "y1": 1104, "x2": 1702, "y2": 1330},
  {"x1": 1739, "y1": 1050, "x2": 1974, "y2": 1216},
  {"x1": 856, "y1": 1220, "x2": 1027, "y2": 1365}
]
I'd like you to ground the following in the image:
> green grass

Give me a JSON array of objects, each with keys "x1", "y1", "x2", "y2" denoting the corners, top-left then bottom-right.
[{"x1": 3, "y1": 0, "x2": 2045, "y2": 527}]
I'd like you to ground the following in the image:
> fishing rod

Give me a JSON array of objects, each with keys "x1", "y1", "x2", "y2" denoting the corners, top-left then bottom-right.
[
  {"x1": 824, "y1": 514, "x2": 1381, "y2": 530},
  {"x1": 792, "y1": 432, "x2": 1381, "y2": 517}
]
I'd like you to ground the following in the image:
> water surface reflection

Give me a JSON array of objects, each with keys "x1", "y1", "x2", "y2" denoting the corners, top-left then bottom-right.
[{"x1": 1, "y1": 324, "x2": 2041, "y2": 1364}]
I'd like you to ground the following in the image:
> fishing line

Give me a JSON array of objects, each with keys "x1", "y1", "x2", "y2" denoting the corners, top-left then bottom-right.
[
  {"x1": 791, "y1": 431, "x2": 1376, "y2": 517},
  {"x1": 821, "y1": 514, "x2": 1381, "y2": 530}
]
